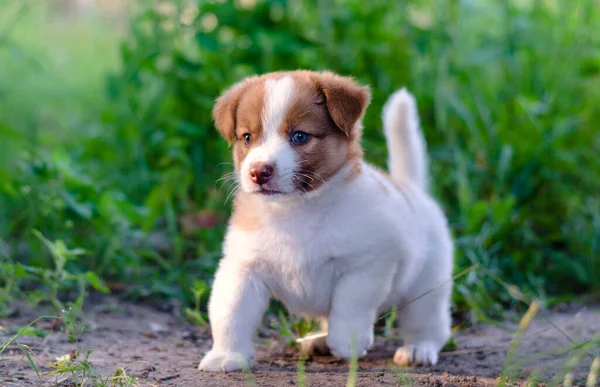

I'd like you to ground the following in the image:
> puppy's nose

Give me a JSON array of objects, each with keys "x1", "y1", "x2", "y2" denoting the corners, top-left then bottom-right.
[{"x1": 249, "y1": 163, "x2": 274, "y2": 185}]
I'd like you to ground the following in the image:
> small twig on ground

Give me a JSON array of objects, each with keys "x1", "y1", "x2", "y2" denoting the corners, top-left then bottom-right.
[{"x1": 156, "y1": 373, "x2": 180, "y2": 382}]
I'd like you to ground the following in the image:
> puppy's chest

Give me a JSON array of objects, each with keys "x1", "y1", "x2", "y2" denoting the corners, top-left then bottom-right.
[
  {"x1": 231, "y1": 214, "x2": 356, "y2": 316},
  {"x1": 257, "y1": 222, "x2": 344, "y2": 316}
]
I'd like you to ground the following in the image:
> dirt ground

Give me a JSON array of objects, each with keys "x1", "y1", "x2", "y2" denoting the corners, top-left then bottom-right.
[{"x1": 1, "y1": 295, "x2": 599, "y2": 387}]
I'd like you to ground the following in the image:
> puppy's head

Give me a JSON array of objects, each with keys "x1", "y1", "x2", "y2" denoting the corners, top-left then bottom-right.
[{"x1": 213, "y1": 70, "x2": 370, "y2": 200}]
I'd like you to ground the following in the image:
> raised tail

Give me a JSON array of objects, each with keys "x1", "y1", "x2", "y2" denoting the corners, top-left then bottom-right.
[{"x1": 382, "y1": 88, "x2": 428, "y2": 191}]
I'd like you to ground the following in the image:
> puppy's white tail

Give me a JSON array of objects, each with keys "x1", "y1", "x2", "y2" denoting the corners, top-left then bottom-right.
[{"x1": 382, "y1": 88, "x2": 428, "y2": 191}]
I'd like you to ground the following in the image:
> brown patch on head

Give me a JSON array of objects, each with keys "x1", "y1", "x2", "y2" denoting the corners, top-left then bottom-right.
[
  {"x1": 212, "y1": 76, "x2": 260, "y2": 144},
  {"x1": 311, "y1": 71, "x2": 371, "y2": 137},
  {"x1": 213, "y1": 73, "x2": 287, "y2": 173},
  {"x1": 232, "y1": 81, "x2": 266, "y2": 171},
  {"x1": 278, "y1": 71, "x2": 369, "y2": 191},
  {"x1": 213, "y1": 76, "x2": 271, "y2": 176}
]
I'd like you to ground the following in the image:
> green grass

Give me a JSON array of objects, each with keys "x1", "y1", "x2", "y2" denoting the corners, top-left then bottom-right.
[{"x1": 0, "y1": 0, "x2": 599, "y2": 372}]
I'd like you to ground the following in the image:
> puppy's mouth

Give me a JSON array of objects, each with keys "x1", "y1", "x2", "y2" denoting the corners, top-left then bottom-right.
[{"x1": 257, "y1": 187, "x2": 285, "y2": 196}]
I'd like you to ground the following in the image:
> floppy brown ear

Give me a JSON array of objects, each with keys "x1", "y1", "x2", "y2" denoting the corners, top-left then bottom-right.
[
  {"x1": 212, "y1": 77, "x2": 257, "y2": 145},
  {"x1": 313, "y1": 72, "x2": 371, "y2": 136}
]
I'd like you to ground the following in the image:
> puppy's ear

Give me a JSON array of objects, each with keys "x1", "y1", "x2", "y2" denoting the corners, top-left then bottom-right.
[
  {"x1": 213, "y1": 77, "x2": 257, "y2": 145},
  {"x1": 313, "y1": 72, "x2": 371, "y2": 136}
]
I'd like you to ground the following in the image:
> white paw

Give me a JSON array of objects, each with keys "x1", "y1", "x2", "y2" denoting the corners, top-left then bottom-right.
[
  {"x1": 198, "y1": 350, "x2": 254, "y2": 372},
  {"x1": 326, "y1": 325, "x2": 373, "y2": 359},
  {"x1": 393, "y1": 343, "x2": 439, "y2": 366}
]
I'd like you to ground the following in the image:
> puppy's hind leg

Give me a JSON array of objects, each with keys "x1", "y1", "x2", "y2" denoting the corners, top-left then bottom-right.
[{"x1": 393, "y1": 280, "x2": 452, "y2": 367}]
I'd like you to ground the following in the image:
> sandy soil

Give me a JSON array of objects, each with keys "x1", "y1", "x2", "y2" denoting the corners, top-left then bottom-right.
[{"x1": 0, "y1": 296, "x2": 598, "y2": 387}]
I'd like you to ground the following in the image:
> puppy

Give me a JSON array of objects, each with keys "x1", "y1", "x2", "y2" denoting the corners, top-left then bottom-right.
[{"x1": 199, "y1": 70, "x2": 453, "y2": 372}]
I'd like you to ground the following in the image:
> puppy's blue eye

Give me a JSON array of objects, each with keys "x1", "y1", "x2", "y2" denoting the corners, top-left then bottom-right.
[
  {"x1": 243, "y1": 133, "x2": 251, "y2": 145},
  {"x1": 291, "y1": 131, "x2": 309, "y2": 144}
]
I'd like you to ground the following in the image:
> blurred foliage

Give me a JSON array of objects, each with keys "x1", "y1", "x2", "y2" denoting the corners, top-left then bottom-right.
[{"x1": 0, "y1": 0, "x2": 599, "y2": 319}]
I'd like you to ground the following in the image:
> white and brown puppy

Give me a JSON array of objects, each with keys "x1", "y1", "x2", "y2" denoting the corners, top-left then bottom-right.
[{"x1": 199, "y1": 70, "x2": 453, "y2": 372}]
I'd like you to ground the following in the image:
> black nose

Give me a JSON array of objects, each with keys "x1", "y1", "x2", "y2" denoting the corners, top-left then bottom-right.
[{"x1": 249, "y1": 163, "x2": 274, "y2": 185}]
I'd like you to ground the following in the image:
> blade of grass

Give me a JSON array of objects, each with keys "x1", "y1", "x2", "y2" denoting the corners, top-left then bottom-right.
[
  {"x1": 0, "y1": 315, "x2": 56, "y2": 354},
  {"x1": 297, "y1": 353, "x2": 307, "y2": 387},
  {"x1": 514, "y1": 336, "x2": 600, "y2": 366},
  {"x1": 550, "y1": 334, "x2": 600, "y2": 386},
  {"x1": 499, "y1": 301, "x2": 539, "y2": 384},
  {"x1": 17, "y1": 344, "x2": 40, "y2": 381},
  {"x1": 241, "y1": 361, "x2": 257, "y2": 387},
  {"x1": 587, "y1": 356, "x2": 600, "y2": 387},
  {"x1": 480, "y1": 265, "x2": 582, "y2": 349},
  {"x1": 346, "y1": 333, "x2": 359, "y2": 387}
]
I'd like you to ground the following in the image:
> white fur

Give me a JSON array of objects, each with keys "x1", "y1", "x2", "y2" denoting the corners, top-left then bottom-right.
[
  {"x1": 199, "y1": 87, "x2": 453, "y2": 372},
  {"x1": 239, "y1": 76, "x2": 298, "y2": 195},
  {"x1": 383, "y1": 88, "x2": 428, "y2": 191},
  {"x1": 263, "y1": 76, "x2": 294, "y2": 137}
]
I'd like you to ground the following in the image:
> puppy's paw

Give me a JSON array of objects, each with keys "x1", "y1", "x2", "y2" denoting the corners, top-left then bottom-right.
[
  {"x1": 198, "y1": 350, "x2": 254, "y2": 372},
  {"x1": 326, "y1": 325, "x2": 373, "y2": 359},
  {"x1": 393, "y1": 343, "x2": 439, "y2": 366}
]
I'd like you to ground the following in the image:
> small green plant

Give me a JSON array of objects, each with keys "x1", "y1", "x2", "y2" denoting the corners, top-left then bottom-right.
[
  {"x1": 272, "y1": 309, "x2": 320, "y2": 347},
  {"x1": 441, "y1": 337, "x2": 458, "y2": 352},
  {"x1": 61, "y1": 306, "x2": 86, "y2": 343},
  {"x1": 383, "y1": 306, "x2": 397, "y2": 338},
  {"x1": 1, "y1": 314, "x2": 142, "y2": 387},
  {"x1": 44, "y1": 348, "x2": 140, "y2": 387},
  {"x1": 183, "y1": 279, "x2": 208, "y2": 326},
  {"x1": 25, "y1": 230, "x2": 109, "y2": 313},
  {"x1": 0, "y1": 242, "x2": 17, "y2": 315}
]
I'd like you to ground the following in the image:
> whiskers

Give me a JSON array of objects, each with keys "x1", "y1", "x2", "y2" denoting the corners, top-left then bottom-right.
[
  {"x1": 296, "y1": 161, "x2": 327, "y2": 185},
  {"x1": 214, "y1": 172, "x2": 241, "y2": 204},
  {"x1": 292, "y1": 165, "x2": 329, "y2": 201},
  {"x1": 295, "y1": 161, "x2": 329, "y2": 190}
]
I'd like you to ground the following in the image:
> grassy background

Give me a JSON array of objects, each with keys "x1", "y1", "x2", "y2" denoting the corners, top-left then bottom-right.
[{"x1": 0, "y1": 0, "x2": 599, "y2": 322}]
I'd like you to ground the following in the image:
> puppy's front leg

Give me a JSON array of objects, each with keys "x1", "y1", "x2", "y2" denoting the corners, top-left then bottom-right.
[
  {"x1": 199, "y1": 261, "x2": 269, "y2": 372},
  {"x1": 327, "y1": 266, "x2": 390, "y2": 359}
]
